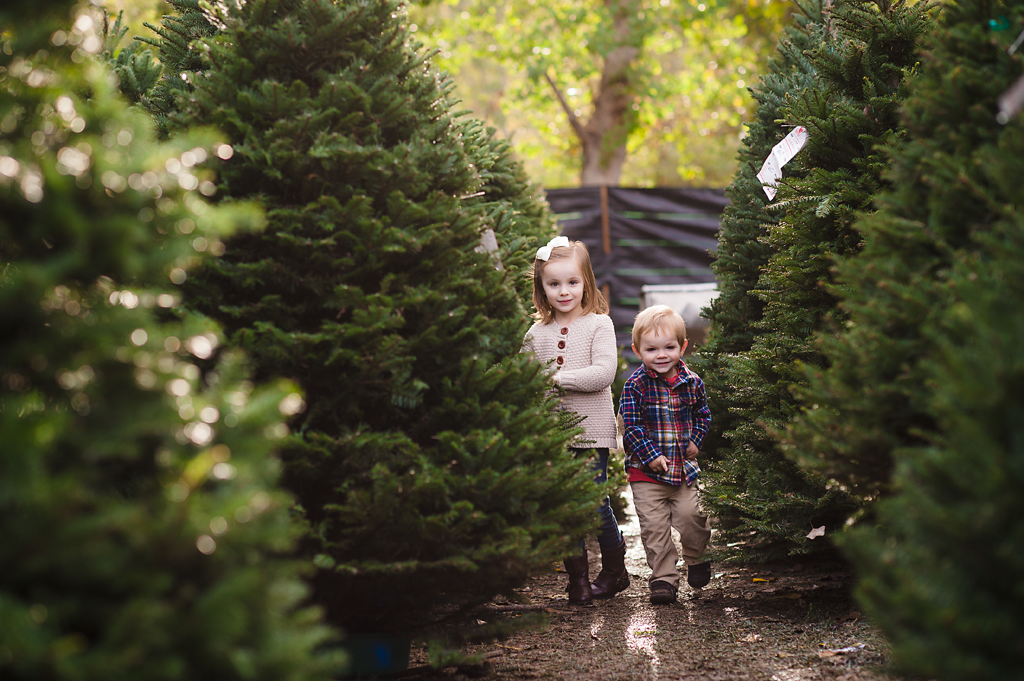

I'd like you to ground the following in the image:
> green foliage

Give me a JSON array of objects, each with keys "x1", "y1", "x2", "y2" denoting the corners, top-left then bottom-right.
[
  {"x1": 0, "y1": 6, "x2": 340, "y2": 679},
  {"x1": 696, "y1": 0, "x2": 822, "y2": 455},
  {"x1": 100, "y1": 9, "x2": 163, "y2": 104},
  {"x1": 127, "y1": 0, "x2": 601, "y2": 643},
  {"x1": 696, "y1": 0, "x2": 933, "y2": 561},
  {"x1": 847, "y1": 219, "x2": 1024, "y2": 681},
  {"x1": 826, "y1": 1, "x2": 1024, "y2": 677},
  {"x1": 785, "y1": 0, "x2": 1020, "y2": 504},
  {"x1": 410, "y1": 0, "x2": 790, "y2": 186}
]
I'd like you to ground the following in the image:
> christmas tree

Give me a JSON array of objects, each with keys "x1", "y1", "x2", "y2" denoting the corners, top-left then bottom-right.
[
  {"x1": 693, "y1": 0, "x2": 825, "y2": 557},
  {"x1": 108, "y1": 0, "x2": 555, "y2": 310},
  {"x1": 784, "y1": 0, "x2": 1014, "y2": 503},
  {"x1": 830, "y1": 0, "x2": 1024, "y2": 677},
  {"x1": 0, "y1": 2, "x2": 340, "y2": 678},
  {"x1": 111, "y1": 0, "x2": 602, "y2": 650},
  {"x1": 698, "y1": 0, "x2": 933, "y2": 559}
]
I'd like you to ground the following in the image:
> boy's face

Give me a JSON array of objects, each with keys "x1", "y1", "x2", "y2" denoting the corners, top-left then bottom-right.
[{"x1": 633, "y1": 327, "x2": 686, "y2": 380}]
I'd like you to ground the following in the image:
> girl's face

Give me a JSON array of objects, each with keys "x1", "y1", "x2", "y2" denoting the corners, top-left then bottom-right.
[{"x1": 542, "y1": 257, "x2": 585, "y2": 324}]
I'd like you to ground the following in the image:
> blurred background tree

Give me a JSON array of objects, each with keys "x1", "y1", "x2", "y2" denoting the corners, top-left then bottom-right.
[
  {"x1": 410, "y1": 0, "x2": 790, "y2": 187},
  {"x1": 87, "y1": 0, "x2": 791, "y2": 188},
  {"x1": 814, "y1": 0, "x2": 1024, "y2": 677},
  {"x1": 0, "y1": 0, "x2": 341, "y2": 677}
]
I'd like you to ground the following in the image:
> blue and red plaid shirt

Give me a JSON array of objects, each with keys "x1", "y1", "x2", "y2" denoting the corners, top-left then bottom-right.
[{"x1": 619, "y1": 360, "x2": 710, "y2": 487}]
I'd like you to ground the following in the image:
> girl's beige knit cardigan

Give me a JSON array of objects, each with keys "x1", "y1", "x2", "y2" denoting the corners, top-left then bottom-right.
[{"x1": 521, "y1": 312, "x2": 619, "y2": 449}]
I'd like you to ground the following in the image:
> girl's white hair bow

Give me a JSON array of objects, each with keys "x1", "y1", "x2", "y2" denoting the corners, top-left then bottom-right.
[{"x1": 536, "y1": 235, "x2": 571, "y2": 261}]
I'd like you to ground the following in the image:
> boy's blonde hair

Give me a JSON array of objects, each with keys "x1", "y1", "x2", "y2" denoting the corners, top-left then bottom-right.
[
  {"x1": 632, "y1": 304, "x2": 686, "y2": 347},
  {"x1": 530, "y1": 239, "x2": 608, "y2": 323}
]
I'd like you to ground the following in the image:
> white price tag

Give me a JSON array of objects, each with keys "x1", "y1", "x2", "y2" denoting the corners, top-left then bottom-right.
[{"x1": 756, "y1": 126, "x2": 808, "y2": 200}]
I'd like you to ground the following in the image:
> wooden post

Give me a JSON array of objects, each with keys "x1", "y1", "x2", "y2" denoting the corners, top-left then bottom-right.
[
  {"x1": 600, "y1": 185, "x2": 611, "y2": 254},
  {"x1": 600, "y1": 185, "x2": 611, "y2": 308}
]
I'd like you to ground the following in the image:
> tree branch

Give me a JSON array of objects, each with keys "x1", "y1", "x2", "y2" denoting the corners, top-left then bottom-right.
[{"x1": 544, "y1": 70, "x2": 587, "y2": 143}]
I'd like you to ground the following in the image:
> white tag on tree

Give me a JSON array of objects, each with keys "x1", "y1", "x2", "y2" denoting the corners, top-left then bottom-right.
[{"x1": 756, "y1": 126, "x2": 809, "y2": 200}]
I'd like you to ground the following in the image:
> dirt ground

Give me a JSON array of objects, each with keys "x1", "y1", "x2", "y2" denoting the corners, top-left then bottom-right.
[{"x1": 405, "y1": 489, "x2": 901, "y2": 681}]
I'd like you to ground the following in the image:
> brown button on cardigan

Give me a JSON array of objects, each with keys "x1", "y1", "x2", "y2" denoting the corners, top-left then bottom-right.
[{"x1": 521, "y1": 313, "x2": 619, "y2": 449}]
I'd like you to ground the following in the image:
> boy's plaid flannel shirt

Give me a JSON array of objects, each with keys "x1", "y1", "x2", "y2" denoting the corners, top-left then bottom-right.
[{"x1": 619, "y1": 361, "x2": 710, "y2": 487}]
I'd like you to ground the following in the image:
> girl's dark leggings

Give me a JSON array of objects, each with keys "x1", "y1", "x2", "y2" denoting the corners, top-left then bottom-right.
[{"x1": 572, "y1": 447, "x2": 623, "y2": 551}]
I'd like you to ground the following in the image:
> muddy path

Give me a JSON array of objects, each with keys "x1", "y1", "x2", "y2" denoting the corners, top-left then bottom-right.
[{"x1": 407, "y1": 490, "x2": 899, "y2": 681}]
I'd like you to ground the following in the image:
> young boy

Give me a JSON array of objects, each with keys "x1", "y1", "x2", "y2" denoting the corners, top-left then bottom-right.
[{"x1": 619, "y1": 305, "x2": 712, "y2": 605}]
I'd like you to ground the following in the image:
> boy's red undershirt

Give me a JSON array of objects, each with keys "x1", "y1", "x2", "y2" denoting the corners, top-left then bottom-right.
[{"x1": 628, "y1": 467, "x2": 665, "y2": 484}]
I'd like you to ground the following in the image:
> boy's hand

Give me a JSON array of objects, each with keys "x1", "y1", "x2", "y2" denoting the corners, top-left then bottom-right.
[
  {"x1": 684, "y1": 441, "x2": 699, "y2": 459},
  {"x1": 649, "y1": 455, "x2": 669, "y2": 474}
]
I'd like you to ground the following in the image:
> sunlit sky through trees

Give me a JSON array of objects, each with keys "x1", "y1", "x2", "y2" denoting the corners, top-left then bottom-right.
[{"x1": 104, "y1": 0, "x2": 789, "y2": 188}]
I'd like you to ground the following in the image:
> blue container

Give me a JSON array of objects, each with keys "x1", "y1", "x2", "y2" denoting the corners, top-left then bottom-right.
[{"x1": 338, "y1": 634, "x2": 411, "y2": 678}]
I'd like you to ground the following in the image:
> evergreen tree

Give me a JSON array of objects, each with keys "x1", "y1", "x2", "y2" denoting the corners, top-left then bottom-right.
[
  {"x1": 822, "y1": 1, "x2": 1024, "y2": 677},
  {"x1": 106, "y1": 0, "x2": 555, "y2": 310},
  {"x1": 121, "y1": 0, "x2": 600, "y2": 648},
  {"x1": 700, "y1": 0, "x2": 933, "y2": 559},
  {"x1": 785, "y1": 0, "x2": 1017, "y2": 503},
  {"x1": 0, "y1": 3, "x2": 339, "y2": 678},
  {"x1": 100, "y1": 10, "x2": 163, "y2": 105},
  {"x1": 693, "y1": 0, "x2": 823, "y2": 556},
  {"x1": 848, "y1": 219, "x2": 1024, "y2": 681}
]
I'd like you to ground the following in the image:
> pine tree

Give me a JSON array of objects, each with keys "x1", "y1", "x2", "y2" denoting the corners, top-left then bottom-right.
[
  {"x1": 847, "y1": 219, "x2": 1024, "y2": 681},
  {"x1": 123, "y1": 0, "x2": 600, "y2": 648},
  {"x1": 823, "y1": 1, "x2": 1024, "y2": 677},
  {"x1": 699, "y1": 0, "x2": 933, "y2": 559},
  {"x1": 0, "y1": 4, "x2": 340, "y2": 679},
  {"x1": 784, "y1": 0, "x2": 1017, "y2": 503},
  {"x1": 693, "y1": 0, "x2": 824, "y2": 557}
]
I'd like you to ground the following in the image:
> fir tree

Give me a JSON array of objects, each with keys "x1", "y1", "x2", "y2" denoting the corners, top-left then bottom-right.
[
  {"x1": 126, "y1": 0, "x2": 599, "y2": 648},
  {"x1": 785, "y1": 0, "x2": 1018, "y2": 503},
  {"x1": 822, "y1": 1, "x2": 1024, "y2": 677},
  {"x1": 0, "y1": 3, "x2": 340, "y2": 679},
  {"x1": 100, "y1": 10, "x2": 163, "y2": 105},
  {"x1": 105, "y1": 0, "x2": 555, "y2": 308},
  {"x1": 693, "y1": 0, "x2": 824, "y2": 556},
  {"x1": 700, "y1": 0, "x2": 933, "y2": 559},
  {"x1": 847, "y1": 219, "x2": 1024, "y2": 681}
]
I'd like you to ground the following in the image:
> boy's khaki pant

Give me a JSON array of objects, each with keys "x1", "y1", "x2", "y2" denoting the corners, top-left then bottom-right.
[{"x1": 631, "y1": 481, "x2": 711, "y2": 589}]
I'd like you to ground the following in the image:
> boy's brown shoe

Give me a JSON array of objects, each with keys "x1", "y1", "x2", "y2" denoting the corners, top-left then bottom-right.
[
  {"x1": 687, "y1": 561, "x2": 711, "y2": 589},
  {"x1": 649, "y1": 580, "x2": 677, "y2": 605}
]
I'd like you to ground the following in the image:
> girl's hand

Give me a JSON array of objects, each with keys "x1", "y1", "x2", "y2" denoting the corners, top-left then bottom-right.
[
  {"x1": 649, "y1": 455, "x2": 669, "y2": 474},
  {"x1": 685, "y1": 441, "x2": 699, "y2": 459}
]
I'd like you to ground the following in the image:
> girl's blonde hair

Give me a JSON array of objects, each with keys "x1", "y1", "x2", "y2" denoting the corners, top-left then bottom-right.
[{"x1": 529, "y1": 239, "x2": 608, "y2": 323}]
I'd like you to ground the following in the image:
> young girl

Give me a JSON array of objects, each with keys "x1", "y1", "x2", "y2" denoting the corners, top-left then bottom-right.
[{"x1": 521, "y1": 236, "x2": 628, "y2": 605}]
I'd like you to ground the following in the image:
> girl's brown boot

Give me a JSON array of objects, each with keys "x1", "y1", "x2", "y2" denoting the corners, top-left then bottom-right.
[
  {"x1": 563, "y1": 550, "x2": 593, "y2": 605},
  {"x1": 590, "y1": 537, "x2": 630, "y2": 598}
]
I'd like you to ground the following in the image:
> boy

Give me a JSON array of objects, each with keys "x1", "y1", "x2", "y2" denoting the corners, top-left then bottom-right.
[{"x1": 619, "y1": 305, "x2": 712, "y2": 605}]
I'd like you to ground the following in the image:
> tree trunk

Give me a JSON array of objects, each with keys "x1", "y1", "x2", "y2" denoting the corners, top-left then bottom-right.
[
  {"x1": 546, "y1": 3, "x2": 638, "y2": 187},
  {"x1": 579, "y1": 43, "x2": 636, "y2": 186}
]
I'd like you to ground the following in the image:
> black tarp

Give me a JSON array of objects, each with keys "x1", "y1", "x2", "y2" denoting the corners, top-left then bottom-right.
[{"x1": 544, "y1": 186, "x2": 728, "y2": 370}]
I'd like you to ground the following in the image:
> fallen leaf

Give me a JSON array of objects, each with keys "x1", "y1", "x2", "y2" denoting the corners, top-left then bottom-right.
[
  {"x1": 752, "y1": 577, "x2": 776, "y2": 583},
  {"x1": 818, "y1": 643, "x2": 867, "y2": 658},
  {"x1": 807, "y1": 525, "x2": 826, "y2": 539},
  {"x1": 766, "y1": 592, "x2": 803, "y2": 601}
]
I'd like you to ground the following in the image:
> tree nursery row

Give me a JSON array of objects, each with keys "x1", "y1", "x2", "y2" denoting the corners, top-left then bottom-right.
[{"x1": 1, "y1": 0, "x2": 1022, "y2": 679}]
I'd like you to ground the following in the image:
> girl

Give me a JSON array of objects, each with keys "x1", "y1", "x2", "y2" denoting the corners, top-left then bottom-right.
[{"x1": 521, "y1": 236, "x2": 628, "y2": 605}]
